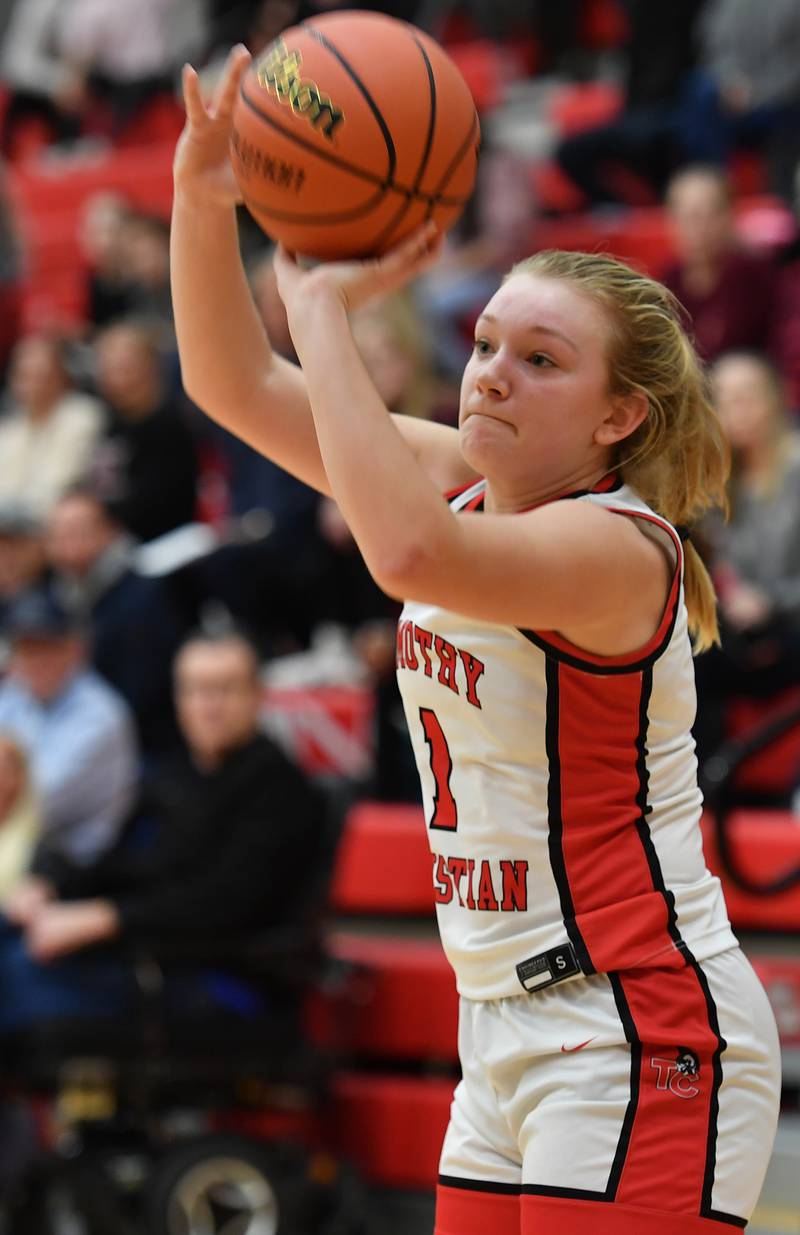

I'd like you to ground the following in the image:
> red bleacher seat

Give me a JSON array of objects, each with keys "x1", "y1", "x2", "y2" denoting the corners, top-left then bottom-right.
[
  {"x1": 580, "y1": 0, "x2": 629, "y2": 49},
  {"x1": 332, "y1": 1072, "x2": 454, "y2": 1190},
  {"x1": 445, "y1": 39, "x2": 533, "y2": 113},
  {"x1": 547, "y1": 81, "x2": 623, "y2": 138},
  {"x1": 724, "y1": 687, "x2": 800, "y2": 797},
  {"x1": 331, "y1": 800, "x2": 800, "y2": 935},
  {"x1": 329, "y1": 801, "x2": 431, "y2": 915},
  {"x1": 9, "y1": 143, "x2": 175, "y2": 328},
  {"x1": 322, "y1": 932, "x2": 458, "y2": 1061},
  {"x1": 701, "y1": 810, "x2": 800, "y2": 931}
]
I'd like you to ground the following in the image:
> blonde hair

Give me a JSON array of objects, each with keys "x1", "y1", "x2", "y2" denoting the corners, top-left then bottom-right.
[
  {"x1": 711, "y1": 350, "x2": 792, "y2": 506},
  {"x1": 507, "y1": 250, "x2": 730, "y2": 653},
  {"x1": 352, "y1": 291, "x2": 437, "y2": 419}
]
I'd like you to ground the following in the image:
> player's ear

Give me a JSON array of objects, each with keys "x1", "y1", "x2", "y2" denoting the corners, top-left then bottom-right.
[{"x1": 594, "y1": 390, "x2": 649, "y2": 447}]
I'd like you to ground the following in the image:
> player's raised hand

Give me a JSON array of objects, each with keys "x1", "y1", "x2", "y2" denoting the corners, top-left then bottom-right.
[
  {"x1": 273, "y1": 221, "x2": 444, "y2": 318},
  {"x1": 174, "y1": 44, "x2": 251, "y2": 208}
]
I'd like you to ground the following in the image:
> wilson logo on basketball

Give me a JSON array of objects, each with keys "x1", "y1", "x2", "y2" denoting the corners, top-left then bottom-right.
[{"x1": 257, "y1": 39, "x2": 345, "y2": 140}]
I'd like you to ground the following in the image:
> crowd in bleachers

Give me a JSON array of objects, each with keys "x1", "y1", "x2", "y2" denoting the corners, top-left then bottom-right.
[{"x1": 0, "y1": 0, "x2": 796, "y2": 1214}]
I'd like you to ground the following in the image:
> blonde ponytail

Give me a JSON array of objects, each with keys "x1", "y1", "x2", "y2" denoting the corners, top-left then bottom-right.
[{"x1": 507, "y1": 251, "x2": 730, "y2": 652}]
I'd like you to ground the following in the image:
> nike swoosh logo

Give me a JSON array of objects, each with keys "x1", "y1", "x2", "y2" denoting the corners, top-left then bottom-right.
[{"x1": 560, "y1": 1037, "x2": 597, "y2": 1053}]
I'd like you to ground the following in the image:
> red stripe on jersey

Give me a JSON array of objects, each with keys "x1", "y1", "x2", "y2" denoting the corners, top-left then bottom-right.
[
  {"x1": 443, "y1": 479, "x2": 481, "y2": 501},
  {"x1": 613, "y1": 966, "x2": 722, "y2": 1216},
  {"x1": 521, "y1": 1195, "x2": 741, "y2": 1234},
  {"x1": 436, "y1": 1181, "x2": 520, "y2": 1235},
  {"x1": 535, "y1": 512, "x2": 682, "y2": 670},
  {"x1": 554, "y1": 663, "x2": 682, "y2": 973}
]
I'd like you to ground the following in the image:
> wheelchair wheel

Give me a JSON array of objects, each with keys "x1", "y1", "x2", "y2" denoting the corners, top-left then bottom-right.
[{"x1": 146, "y1": 1134, "x2": 299, "y2": 1235}]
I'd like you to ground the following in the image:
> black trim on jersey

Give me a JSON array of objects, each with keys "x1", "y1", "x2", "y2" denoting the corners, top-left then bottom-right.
[
  {"x1": 703, "y1": 1211, "x2": 747, "y2": 1229},
  {"x1": 446, "y1": 480, "x2": 486, "y2": 510},
  {"x1": 606, "y1": 973, "x2": 641, "y2": 1200},
  {"x1": 438, "y1": 1174, "x2": 520, "y2": 1195},
  {"x1": 518, "y1": 591, "x2": 681, "y2": 676},
  {"x1": 551, "y1": 476, "x2": 624, "y2": 502},
  {"x1": 631, "y1": 670, "x2": 729, "y2": 1223},
  {"x1": 520, "y1": 1183, "x2": 609, "y2": 1201},
  {"x1": 695, "y1": 962, "x2": 729, "y2": 1222},
  {"x1": 544, "y1": 659, "x2": 595, "y2": 976},
  {"x1": 632, "y1": 669, "x2": 686, "y2": 952}
]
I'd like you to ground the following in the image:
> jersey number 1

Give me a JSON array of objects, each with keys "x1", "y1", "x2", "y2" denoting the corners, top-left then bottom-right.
[{"x1": 419, "y1": 707, "x2": 457, "y2": 830}]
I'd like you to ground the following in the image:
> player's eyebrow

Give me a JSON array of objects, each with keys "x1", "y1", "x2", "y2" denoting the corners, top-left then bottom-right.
[{"x1": 477, "y1": 313, "x2": 578, "y2": 355}]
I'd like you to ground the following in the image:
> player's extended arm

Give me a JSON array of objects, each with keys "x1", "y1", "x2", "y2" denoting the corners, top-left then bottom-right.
[
  {"x1": 171, "y1": 47, "x2": 470, "y2": 497},
  {"x1": 171, "y1": 47, "x2": 332, "y2": 492}
]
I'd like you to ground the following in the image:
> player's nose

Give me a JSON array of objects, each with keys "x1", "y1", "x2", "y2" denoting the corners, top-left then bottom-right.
[{"x1": 475, "y1": 354, "x2": 510, "y2": 398}]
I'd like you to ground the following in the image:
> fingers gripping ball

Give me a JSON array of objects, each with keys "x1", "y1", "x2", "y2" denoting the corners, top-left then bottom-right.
[{"x1": 229, "y1": 10, "x2": 480, "y2": 259}]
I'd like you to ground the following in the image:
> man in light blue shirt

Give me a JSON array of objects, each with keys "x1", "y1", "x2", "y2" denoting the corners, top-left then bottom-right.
[{"x1": 0, "y1": 588, "x2": 138, "y2": 865}]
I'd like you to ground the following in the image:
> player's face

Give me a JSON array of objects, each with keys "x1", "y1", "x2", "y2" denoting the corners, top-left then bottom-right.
[{"x1": 459, "y1": 274, "x2": 618, "y2": 498}]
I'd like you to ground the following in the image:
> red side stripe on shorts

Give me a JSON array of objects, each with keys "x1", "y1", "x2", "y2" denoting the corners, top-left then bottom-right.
[{"x1": 613, "y1": 966, "x2": 721, "y2": 1216}]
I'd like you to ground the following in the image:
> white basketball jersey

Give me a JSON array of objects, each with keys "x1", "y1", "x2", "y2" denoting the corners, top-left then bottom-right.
[{"x1": 397, "y1": 475, "x2": 737, "y2": 1001}]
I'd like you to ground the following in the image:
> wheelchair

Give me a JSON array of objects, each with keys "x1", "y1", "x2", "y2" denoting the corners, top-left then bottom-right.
[{"x1": 1, "y1": 791, "x2": 372, "y2": 1235}]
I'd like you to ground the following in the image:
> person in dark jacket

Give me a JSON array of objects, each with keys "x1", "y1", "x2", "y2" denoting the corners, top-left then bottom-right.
[
  {"x1": 0, "y1": 629, "x2": 324, "y2": 1032},
  {"x1": 555, "y1": 0, "x2": 708, "y2": 207},
  {"x1": 662, "y1": 165, "x2": 777, "y2": 362},
  {"x1": 87, "y1": 321, "x2": 197, "y2": 542},
  {"x1": 46, "y1": 488, "x2": 187, "y2": 755}
]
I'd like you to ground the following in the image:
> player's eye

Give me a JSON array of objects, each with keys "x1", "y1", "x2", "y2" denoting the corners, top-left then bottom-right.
[
  {"x1": 474, "y1": 338, "x2": 493, "y2": 355},
  {"x1": 528, "y1": 352, "x2": 555, "y2": 368}
]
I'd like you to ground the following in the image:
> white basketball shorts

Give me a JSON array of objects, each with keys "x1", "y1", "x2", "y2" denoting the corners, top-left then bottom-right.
[{"x1": 437, "y1": 946, "x2": 781, "y2": 1235}]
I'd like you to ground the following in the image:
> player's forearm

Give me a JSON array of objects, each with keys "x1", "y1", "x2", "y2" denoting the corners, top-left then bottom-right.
[
  {"x1": 290, "y1": 291, "x2": 457, "y2": 593},
  {"x1": 170, "y1": 194, "x2": 273, "y2": 414}
]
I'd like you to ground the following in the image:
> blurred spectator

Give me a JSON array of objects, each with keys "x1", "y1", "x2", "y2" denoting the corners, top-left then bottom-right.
[
  {"x1": 0, "y1": 736, "x2": 41, "y2": 905},
  {"x1": 0, "y1": 588, "x2": 137, "y2": 866},
  {"x1": 88, "y1": 321, "x2": 198, "y2": 542},
  {"x1": 78, "y1": 193, "x2": 138, "y2": 331},
  {"x1": 0, "y1": 164, "x2": 21, "y2": 380},
  {"x1": 47, "y1": 490, "x2": 186, "y2": 756},
  {"x1": 677, "y1": 0, "x2": 800, "y2": 202},
  {"x1": 556, "y1": 0, "x2": 706, "y2": 209},
  {"x1": 694, "y1": 351, "x2": 800, "y2": 760},
  {"x1": 0, "y1": 335, "x2": 103, "y2": 518},
  {"x1": 118, "y1": 211, "x2": 173, "y2": 336},
  {"x1": 662, "y1": 166, "x2": 777, "y2": 362},
  {"x1": 201, "y1": 252, "x2": 318, "y2": 552},
  {"x1": 0, "y1": 629, "x2": 323, "y2": 1032},
  {"x1": 0, "y1": 0, "x2": 207, "y2": 153},
  {"x1": 0, "y1": 507, "x2": 46, "y2": 630},
  {"x1": 416, "y1": 145, "x2": 533, "y2": 381},
  {"x1": 0, "y1": 0, "x2": 85, "y2": 156},
  {"x1": 80, "y1": 204, "x2": 173, "y2": 350},
  {"x1": 771, "y1": 162, "x2": 800, "y2": 412},
  {"x1": 352, "y1": 292, "x2": 437, "y2": 420}
]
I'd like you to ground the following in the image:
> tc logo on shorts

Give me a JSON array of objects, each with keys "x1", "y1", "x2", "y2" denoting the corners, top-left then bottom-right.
[{"x1": 650, "y1": 1047, "x2": 701, "y2": 1099}]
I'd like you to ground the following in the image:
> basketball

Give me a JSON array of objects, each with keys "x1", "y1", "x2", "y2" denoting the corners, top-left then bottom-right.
[{"x1": 229, "y1": 11, "x2": 480, "y2": 259}]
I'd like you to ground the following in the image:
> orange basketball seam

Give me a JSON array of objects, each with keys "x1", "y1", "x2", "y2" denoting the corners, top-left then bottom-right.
[
  {"x1": 429, "y1": 110, "x2": 480, "y2": 198},
  {"x1": 304, "y1": 22, "x2": 397, "y2": 184},
  {"x1": 368, "y1": 33, "x2": 439, "y2": 252},
  {"x1": 239, "y1": 184, "x2": 388, "y2": 225}
]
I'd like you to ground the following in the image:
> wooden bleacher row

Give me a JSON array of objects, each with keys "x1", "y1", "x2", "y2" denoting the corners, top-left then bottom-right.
[{"x1": 320, "y1": 802, "x2": 800, "y2": 1190}]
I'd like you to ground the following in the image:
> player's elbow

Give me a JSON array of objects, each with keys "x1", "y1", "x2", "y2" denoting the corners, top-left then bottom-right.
[{"x1": 370, "y1": 537, "x2": 441, "y2": 601}]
